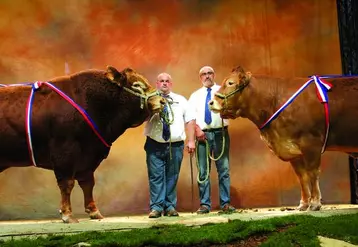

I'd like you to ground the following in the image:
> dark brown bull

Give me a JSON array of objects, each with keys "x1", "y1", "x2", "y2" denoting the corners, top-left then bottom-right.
[
  {"x1": 0, "y1": 66, "x2": 164, "y2": 223},
  {"x1": 209, "y1": 66, "x2": 358, "y2": 211}
]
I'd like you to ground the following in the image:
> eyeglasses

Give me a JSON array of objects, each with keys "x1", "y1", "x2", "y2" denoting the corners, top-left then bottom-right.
[
  {"x1": 200, "y1": 71, "x2": 214, "y2": 76},
  {"x1": 158, "y1": 79, "x2": 171, "y2": 83}
]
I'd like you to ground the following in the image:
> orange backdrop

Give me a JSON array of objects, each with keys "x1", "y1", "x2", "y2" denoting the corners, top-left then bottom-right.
[{"x1": 0, "y1": 0, "x2": 348, "y2": 220}]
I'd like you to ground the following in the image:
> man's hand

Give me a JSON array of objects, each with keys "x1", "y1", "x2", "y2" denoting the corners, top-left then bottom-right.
[
  {"x1": 186, "y1": 140, "x2": 195, "y2": 154},
  {"x1": 195, "y1": 127, "x2": 206, "y2": 142}
]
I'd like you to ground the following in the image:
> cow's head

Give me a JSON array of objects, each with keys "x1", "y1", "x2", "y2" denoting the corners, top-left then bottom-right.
[
  {"x1": 209, "y1": 66, "x2": 251, "y2": 119},
  {"x1": 106, "y1": 66, "x2": 165, "y2": 115}
]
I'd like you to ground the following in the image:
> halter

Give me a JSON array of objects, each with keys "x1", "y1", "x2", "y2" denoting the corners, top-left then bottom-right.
[
  {"x1": 214, "y1": 79, "x2": 250, "y2": 110},
  {"x1": 159, "y1": 94, "x2": 175, "y2": 125},
  {"x1": 122, "y1": 86, "x2": 161, "y2": 111}
]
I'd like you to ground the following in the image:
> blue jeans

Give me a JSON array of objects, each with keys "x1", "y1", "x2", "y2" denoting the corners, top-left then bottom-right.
[
  {"x1": 197, "y1": 128, "x2": 231, "y2": 209},
  {"x1": 144, "y1": 137, "x2": 184, "y2": 212}
]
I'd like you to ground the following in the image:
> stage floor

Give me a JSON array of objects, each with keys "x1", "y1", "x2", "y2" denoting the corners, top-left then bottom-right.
[{"x1": 1, "y1": 204, "x2": 358, "y2": 241}]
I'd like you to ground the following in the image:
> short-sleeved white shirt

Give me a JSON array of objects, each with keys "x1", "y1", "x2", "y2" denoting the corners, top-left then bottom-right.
[
  {"x1": 145, "y1": 92, "x2": 195, "y2": 143},
  {"x1": 188, "y1": 84, "x2": 229, "y2": 130}
]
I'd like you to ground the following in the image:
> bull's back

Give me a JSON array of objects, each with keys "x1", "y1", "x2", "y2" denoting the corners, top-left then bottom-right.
[{"x1": 274, "y1": 76, "x2": 358, "y2": 151}]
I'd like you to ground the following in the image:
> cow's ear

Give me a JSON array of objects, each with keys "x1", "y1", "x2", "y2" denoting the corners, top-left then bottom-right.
[
  {"x1": 245, "y1": 71, "x2": 252, "y2": 81},
  {"x1": 232, "y1": 66, "x2": 245, "y2": 73},
  {"x1": 106, "y1": 65, "x2": 125, "y2": 87},
  {"x1": 122, "y1": 67, "x2": 135, "y2": 74}
]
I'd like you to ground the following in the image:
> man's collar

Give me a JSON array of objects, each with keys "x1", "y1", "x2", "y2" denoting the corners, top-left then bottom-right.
[{"x1": 202, "y1": 83, "x2": 216, "y2": 89}]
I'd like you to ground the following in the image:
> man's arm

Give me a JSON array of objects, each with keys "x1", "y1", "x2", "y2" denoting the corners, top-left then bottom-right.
[
  {"x1": 195, "y1": 124, "x2": 206, "y2": 142},
  {"x1": 185, "y1": 119, "x2": 196, "y2": 153}
]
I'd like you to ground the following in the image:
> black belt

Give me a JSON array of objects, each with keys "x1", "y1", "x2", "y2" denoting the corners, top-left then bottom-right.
[
  {"x1": 202, "y1": 126, "x2": 228, "y2": 132},
  {"x1": 147, "y1": 137, "x2": 184, "y2": 146}
]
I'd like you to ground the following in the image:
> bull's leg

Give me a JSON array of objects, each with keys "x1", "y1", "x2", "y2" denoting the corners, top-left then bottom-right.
[
  {"x1": 308, "y1": 169, "x2": 322, "y2": 211},
  {"x1": 57, "y1": 178, "x2": 78, "y2": 223},
  {"x1": 290, "y1": 158, "x2": 311, "y2": 211},
  {"x1": 306, "y1": 158, "x2": 322, "y2": 211},
  {"x1": 76, "y1": 171, "x2": 104, "y2": 220}
]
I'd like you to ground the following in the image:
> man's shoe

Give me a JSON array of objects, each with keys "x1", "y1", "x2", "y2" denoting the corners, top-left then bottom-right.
[
  {"x1": 219, "y1": 204, "x2": 237, "y2": 214},
  {"x1": 164, "y1": 209, "x2": 179, "y2": 217},
  {"x1": 196, "y1": 205, "x2": 210, "y2": 214},
  {"x1": 148, "y1": 210, "x2": 161, "y2": 218}
]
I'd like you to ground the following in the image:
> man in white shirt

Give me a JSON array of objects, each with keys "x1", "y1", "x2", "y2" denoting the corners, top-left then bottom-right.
[
  {"x1": 188, "y1": 66, "x2": 236, "y2": 214},
  {"x1": 144, "y1": 72, "x2": 195, "y2": 218}
]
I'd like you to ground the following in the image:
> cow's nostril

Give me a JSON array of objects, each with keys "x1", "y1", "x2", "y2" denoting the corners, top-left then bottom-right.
[{"x1": 208, "y1": 100, "x2": 213, "y2": 105}]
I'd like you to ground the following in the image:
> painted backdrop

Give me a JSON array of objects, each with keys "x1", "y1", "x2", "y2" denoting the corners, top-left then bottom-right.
[{"x1": 0, "y1": 0, "x2": 347, "y2": 220}]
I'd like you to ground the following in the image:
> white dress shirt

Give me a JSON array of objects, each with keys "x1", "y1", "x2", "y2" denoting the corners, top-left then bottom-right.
[
  {"x1": 145, "y1": 92, "x2": 195, "y2": 143},
  {"x1": 188, "y1": 84, "x2": 229, "y2": 130}
]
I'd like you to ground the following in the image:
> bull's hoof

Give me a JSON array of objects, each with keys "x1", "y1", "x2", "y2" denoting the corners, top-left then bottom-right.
[
  {"x1": 296, "y1": 203, "x2": 309, "y2": 211},
  {"x1": 62, "y1": 214, "x2": 79, "y2": 223},
  {"x1": 309, "y1": 203, "x2": 322, "y2": 211},
  {"x1": 90, "y1": 211, "x2": 104, "y2": 220},
  {"x1": 86, "y1": 209, "x2": 104, "y2": 220},
  {"x1": 59, "y1": 209, "x2": 79, "y2": 223}
]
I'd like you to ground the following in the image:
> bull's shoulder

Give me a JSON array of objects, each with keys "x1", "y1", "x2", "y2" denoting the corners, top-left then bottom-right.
[
  {"x1": 49, "y1": 69, "x2": 106, "y2": 82},
  {"x1": 325, "y1": 76, "x2": 358, "y2": 87},
  {"x1": 0, "y1": 85, "x2": 31, "y2": 95},
  {"x1": 253, "y1": 74, "x2": 306, "y2": 84},
  {"x1": 47, "y1": 69, "x2": 108, "y2": 90},
  {"x1": 71, "y1": 69, "x2": 105, "y2": 77}
]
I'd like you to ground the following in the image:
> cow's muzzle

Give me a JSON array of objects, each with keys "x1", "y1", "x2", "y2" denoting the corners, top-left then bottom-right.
[{"x1": 208, "y1": 99, "x2": 221, "y2": 113}]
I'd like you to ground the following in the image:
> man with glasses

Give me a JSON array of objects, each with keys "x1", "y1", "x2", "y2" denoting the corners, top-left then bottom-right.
[
  {"x1": 144, "y1": 72, "x2": 196, "y2": 218},
  {"x1": 188, "y1": 66, "x2": 236, "y2": 214}
]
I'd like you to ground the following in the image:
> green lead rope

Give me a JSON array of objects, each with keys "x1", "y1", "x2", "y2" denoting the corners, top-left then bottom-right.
[
  {"x1": 160, "y1": 95, "x2": 175, "y2": 160},
  {"x1": 196, "y1": 119, "x2": 226, "y2": 184}
]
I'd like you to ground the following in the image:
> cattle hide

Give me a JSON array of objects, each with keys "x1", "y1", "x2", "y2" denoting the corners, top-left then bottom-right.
[
  {"x1": 0, "y1": 66, "x2": 164, "y2": 223},
  {"x1": 209, "y1": 66, "x2": 358, "y2": 211}
]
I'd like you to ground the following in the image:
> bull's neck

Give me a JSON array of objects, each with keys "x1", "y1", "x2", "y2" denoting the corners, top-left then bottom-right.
[
  {"x1": 239, "y1": 77, "x2": 279, "y2": 130},
  {"x1": 104, "y1": 95, "x2": 149, "y2": 144},
  {"x1": 83, "y1": 82, "x2": 149, "y2": 144}
]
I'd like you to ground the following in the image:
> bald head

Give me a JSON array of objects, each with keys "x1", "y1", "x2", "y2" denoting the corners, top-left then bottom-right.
[
  {"x1": 156, "y1": 72, "x2": 173, "y2": 95},
  {"x1": 199, "y1": 66, "x2": 215, "y2": 76},
  {"x1": 199, "y1": 65, "x2": 215, "y2": 88},
  {"x1": 157, "y1": 72, "x2": 172, "y2": 81}
]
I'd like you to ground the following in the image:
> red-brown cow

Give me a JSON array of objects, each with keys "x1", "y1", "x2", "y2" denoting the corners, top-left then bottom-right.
[
  {"x1": 209, "y1": 66, "x2": 358, "y2": 211},
  {"x1": 0, "y1": 66, "x2": 164, "y2": 223}
]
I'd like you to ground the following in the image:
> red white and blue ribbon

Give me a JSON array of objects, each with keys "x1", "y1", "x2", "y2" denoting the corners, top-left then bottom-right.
[
  {"x1": 25, "y1": 82, "x2": 40, "y2": 166},
  {"x1": 312, "y1": 76, "x2": 332, "y2": 153},
  {"x1": 25, "y1": 81, "x2": 111, "y2": 167},
  {"x1": 259, "y1": 75, "x2": 332, "y2": 154}
]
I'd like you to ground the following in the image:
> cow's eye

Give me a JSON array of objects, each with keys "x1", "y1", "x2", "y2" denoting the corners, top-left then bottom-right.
[
  {"x1": 133, "y1": 82, "x2": 143, "y2": 88},
  {"x1": 228, "y1": 81, "x2": 235, "y2": 86}
]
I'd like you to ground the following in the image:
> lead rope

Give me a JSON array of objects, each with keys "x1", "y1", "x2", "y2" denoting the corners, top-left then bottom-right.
[
  {"x1": 190, "y1": 152, "x2": 195, "y2": 213},
  {"x1": 196, "y1": 119, "x2": 226, "y2": 184}
]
